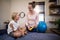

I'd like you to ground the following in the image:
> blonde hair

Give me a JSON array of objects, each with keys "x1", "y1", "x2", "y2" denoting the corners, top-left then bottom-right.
[{"x1": 12, "y1": 12, "x2": 18, "y2": 20}]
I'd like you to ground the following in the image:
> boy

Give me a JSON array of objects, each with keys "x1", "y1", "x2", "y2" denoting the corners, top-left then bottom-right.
[{"x1": 7, "y1": 12, "x2": 27, "y2": 38}]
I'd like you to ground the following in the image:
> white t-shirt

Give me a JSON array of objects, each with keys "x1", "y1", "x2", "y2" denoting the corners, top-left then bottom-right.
[
  {"x1": 26, "y1": 11, "x2": 39, "y2": 27},
  {"x1": 7, "y1": 20, "x2": 19, "y2": 34}
]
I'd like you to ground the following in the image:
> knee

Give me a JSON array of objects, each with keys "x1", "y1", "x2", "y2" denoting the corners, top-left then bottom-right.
[{"x1": 13, "y1": 32, "x2": 21, "y2": 38}]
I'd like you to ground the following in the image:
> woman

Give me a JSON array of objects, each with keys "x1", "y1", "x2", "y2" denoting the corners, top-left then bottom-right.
[{"x1": 26, "y1": 3, "x2": 39, "y2": 32}]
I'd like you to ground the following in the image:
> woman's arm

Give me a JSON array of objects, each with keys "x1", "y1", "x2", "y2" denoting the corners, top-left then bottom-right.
[
  {"x1": 25, "y1": 13, "x2": 32, "y2": 30},
  {"x1": 35, "y1": 14, "x2": 39, "y2": 27}
]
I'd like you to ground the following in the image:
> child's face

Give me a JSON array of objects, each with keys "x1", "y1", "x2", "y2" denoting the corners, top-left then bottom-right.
[{"x1": 15, "y1": 14, "x2": 20, "y2": 20}]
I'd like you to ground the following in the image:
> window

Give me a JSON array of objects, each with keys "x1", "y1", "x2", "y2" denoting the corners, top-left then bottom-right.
[{"x1": 34, "y1": 2, "x2": 45, "y2": 22}]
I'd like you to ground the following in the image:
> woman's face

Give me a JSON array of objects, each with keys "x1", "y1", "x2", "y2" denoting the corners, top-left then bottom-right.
[{"x1": 28, "y1": 5, "x2": 33, "y2": 11}]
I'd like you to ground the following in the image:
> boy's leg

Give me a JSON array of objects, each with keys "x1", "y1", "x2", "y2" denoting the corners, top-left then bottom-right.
[
  {"x1": 24, "y1": 27, "x2": 27, "y2": 35},
  {"x1": 13, "y1": 31, "x2": 22, "y2": 38},
  {"x1": 9, "y1": 32, "x2": 18, "y2": 39},
  {"x1": 9, "y1": 31, "x2": 22, "y2": 38},
  {"x1": 20, "y1": 28, "x2": 25, "y2": 36},
  {"x1": 18, "y1": 27, "x2": 27, "y2": 36}
]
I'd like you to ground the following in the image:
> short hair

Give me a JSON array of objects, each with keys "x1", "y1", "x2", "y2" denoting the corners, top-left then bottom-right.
[{"x1": 12, "y1": 12, "x2": 18, "y2": 20}]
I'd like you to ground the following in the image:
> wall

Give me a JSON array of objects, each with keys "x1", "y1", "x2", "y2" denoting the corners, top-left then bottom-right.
[
  {"x1": 0, "y1": 0, "x2": 1, "y2": 28},
  {"x1": 10, "y1": 0, "x2": 45, "y2": 26},
  {"x1": 0, "y1": 0, "x2": 11, "y2": 29},
  {"x1": 10, "y1": 0, "x2": 60, "y2": 29},
  {"x1": 0, "y1": 0, "x2": 49, "y2": 29},
  {"x1": 0, "y1": 0, "x2": 60, "y2": 30}
]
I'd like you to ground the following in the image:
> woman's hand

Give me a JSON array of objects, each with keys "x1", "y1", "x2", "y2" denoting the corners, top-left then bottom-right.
[
  {"x1": 28, "y1": 26, "x2": 34, "y2": 31},
  {"x1": 34, "y1": 25, "x2": 37, "y2": 28}
]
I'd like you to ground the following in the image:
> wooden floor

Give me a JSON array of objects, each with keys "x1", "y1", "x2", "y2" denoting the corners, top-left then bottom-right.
[
  {"x1": 45, "y1": 28, "x2": 60, "y2": 35},
  {"x1": 50, "y1": 28, "x2": 60, "y2": 35}
]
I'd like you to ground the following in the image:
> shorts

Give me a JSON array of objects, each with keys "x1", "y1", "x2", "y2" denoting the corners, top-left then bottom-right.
[{"x1": 9, "y1": 31, "x2": 14, "y2": 37}]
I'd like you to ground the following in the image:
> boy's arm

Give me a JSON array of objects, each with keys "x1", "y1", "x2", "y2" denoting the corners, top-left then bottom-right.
[
  {"x1": 10, "y1": 23, "x2": 17, "y2": 31},
  {"x1": 10, "y1": 23, "x2": 14, "y2": 30}
]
